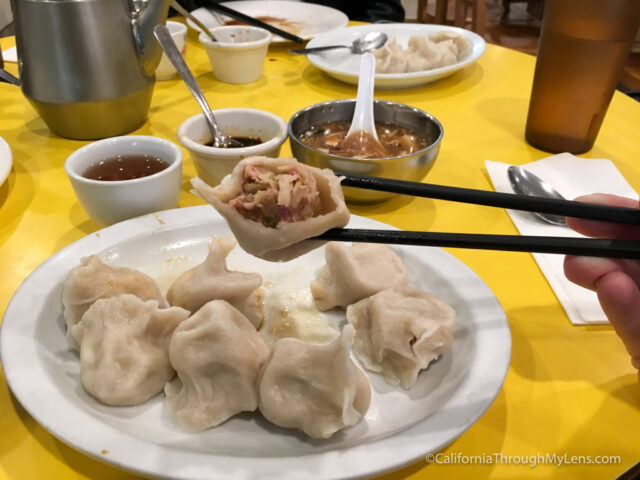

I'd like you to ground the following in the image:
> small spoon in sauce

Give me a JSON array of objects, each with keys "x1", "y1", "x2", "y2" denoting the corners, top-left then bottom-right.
[
  {"x1": 337, "y1": 52, "x2": 388, "y2": 158},
  {"x1": 153, "y1": 25, "x2": 241, "y2": 148}
]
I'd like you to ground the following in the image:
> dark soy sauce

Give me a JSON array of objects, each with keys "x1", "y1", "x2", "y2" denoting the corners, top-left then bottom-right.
[
  {"x1": 204, "y1": 136, "x2": 262, "y2": 148},
  {"x1": 83, "y1": 154, "x2": 170, "y2": 181}
]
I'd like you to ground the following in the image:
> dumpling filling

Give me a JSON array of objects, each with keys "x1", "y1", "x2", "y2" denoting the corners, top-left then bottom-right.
[{"x1": 228, "y1": 164, "x2": 322, "y2": 228}]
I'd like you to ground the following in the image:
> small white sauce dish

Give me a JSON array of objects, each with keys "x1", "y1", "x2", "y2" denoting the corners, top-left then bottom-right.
[
  {"x1": 65, "y1": 135, "x2": 182, "y2": 225},
  {"x1": 178, "y1": 108, "x2": 287, "y2": 187},
  {"x1": 199, "y1": 26, "x2": 272, "y2": 84},
  {"x1": 155, "y1": 20, "x2": 188, "y2": 80}
]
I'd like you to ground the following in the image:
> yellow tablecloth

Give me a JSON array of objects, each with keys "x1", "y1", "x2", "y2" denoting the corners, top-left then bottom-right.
[{"x1": 2, "y1": 21, "x2": 640, "y2": 480}]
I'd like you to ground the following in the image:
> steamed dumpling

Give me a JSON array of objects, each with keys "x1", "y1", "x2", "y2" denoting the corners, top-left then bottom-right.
[
  {"x1": 311, "y1": 242, "x2": 409, "y2": 311},
  {"x1": 74, "y1": 294, "x2": 189, "y2": 406},
  {"x1": 373, "y1": 37, "x2": 408, "y2": 74},
  {"x1": 258, "y1": 325, "x2": 371, "y2": 439},
  {"x1": 166, "y1": 237, "x2": 263, "y2": 328},
  {"x1": 372, "y1": 32, "x2": 471, "y2": 74},
  {"x1": 191, "y1": 156, "x2": 350, "y2": 262},
  {"x1": 62, "y1": 255, "x2": 167, "y2": 349},
  {"x1": 346, "y1": 287, "x2": 455, "y2": 389},
  {"x1": 165, "y1": 300, "x2": 269, "y2": 431},
  {"x1": 430, "y1": 31, "x2": 472, "y2": 58}
]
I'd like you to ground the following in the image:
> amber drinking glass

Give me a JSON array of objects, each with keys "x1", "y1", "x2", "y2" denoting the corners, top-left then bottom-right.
[{"x1": 525, "y1": 0, "x2": 640, "y2": 154}]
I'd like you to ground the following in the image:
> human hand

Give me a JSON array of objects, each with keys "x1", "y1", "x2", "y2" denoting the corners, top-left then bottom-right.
[{"x1": 563, "y1": 194, "x2": 640, "y2": 378}]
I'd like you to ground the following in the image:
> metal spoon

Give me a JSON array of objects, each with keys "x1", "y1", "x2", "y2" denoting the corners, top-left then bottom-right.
[
  {"x1": 153, "y1": 25, "x2": 241, "y2": 148},
  {"x1": 169, "y1": 0, "x2": 218, "y2": 43},
  {"x1": 507, "y1": 166, "x2": 567, "y2": 226},
  {"x1": 290, "y1": 32, "x2": 388, "y2": 55}
]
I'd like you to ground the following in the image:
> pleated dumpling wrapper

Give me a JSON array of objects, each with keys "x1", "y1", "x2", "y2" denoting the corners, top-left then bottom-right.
[
  {"x1": 62, "y1": 255, "x2": 167, "y2": 349},
  {"x1": 166, "y1": 237, "x2": 263, "y2": 328},
  {"x1": 346, "y1": 287, "x2": 455, "y2": 389},
  {"x1": 191, "y1": 156, "x2": 350, "y2": 262},
  {"x1": 165, "y1": 300, "x2": 269, "y2": 431},
  {"x1": 73, "y1": 294, "x2": 190, "y2": 406},
  {"x1": 257, "y1": 325, "x2": 371, "y2": 439},
  {"x1": 311, "y1": 242, "x2": 409, "y2": 311}
]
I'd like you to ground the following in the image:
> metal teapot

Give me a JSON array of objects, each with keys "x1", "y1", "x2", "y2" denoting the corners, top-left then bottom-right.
[{"x1": 9, "y1": 0, "x2": 170, "y2": 140}]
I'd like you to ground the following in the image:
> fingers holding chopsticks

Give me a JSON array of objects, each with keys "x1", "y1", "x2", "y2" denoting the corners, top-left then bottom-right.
[
  {"x1": 566, "y1": 194, "x2": 640, "y2": 240},
  {"x1": 563, "y1": 193, "x2": 640, "y2": 377}
]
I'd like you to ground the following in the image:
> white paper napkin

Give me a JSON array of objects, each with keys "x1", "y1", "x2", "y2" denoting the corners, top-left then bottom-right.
[
  {"x1": 1, "y1": 46, "x2": 17, "y2": 63},
  {"x1": 485, "y1": 153, "x2": 638, "y2": 325}
]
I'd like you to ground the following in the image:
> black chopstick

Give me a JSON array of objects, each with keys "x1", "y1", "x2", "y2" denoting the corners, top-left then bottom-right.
[
  {"x1": 338, "y1": 172, "x2": 640, "y2": 225},
  {"x1": 314, "y1": 229, "x2": 640, "y2": 259},
  {"x1": 203, "y1": 1, "x2": 305, "y2": 43}
]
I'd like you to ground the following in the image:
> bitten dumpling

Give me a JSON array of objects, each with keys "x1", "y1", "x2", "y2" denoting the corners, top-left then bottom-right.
[
  {"x1": 257, "y1": 325, "x2": 371, "y2": 439},
  {"x1": 166, "y1": 237, "x2": 264, "y2": 328},
  {"x1": 62, "y1": 255, "x2": 167, "y2": 349},
  {"x1": 311, "y1": 242, "x2": 409, "y2": 311},
  {"x1": 191, "y1": 156, "x2": 350, "y2": 262},
  {"x1": 346, "y1": 287, "x2": 455, "y2": 389},
  {"x1": 165, "y1": 300, "x2": 269, "y2": 431},
  {"x1": 74, "y1": 294, "x2": 189, "y2": 406}
]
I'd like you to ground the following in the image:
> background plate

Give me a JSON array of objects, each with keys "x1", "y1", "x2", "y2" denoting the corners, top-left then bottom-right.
[
  {"x1": 0, "y1": 206, "x2": 510, "y2": 480},
  {"x1": 304, "y1": 24, "x2": 486, "y2": 89},
  {"x1": 187, "y1": 1, "x2": 349, "y2": 44}
]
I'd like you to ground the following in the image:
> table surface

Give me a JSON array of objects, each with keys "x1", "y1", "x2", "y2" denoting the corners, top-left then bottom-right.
[{"x1": 2, "y1": 20, "x2": 640, "y2": 480}]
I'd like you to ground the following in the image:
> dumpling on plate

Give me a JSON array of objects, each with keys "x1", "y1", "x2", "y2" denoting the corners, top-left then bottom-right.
[
  {"x1": 165, "y1": 300, "x2": 269, "y2": 431},
  {"x1": 346, "y1": 287, "x2": 455, "y2": 389},
  {"x1": 166, "y1": 237, "x2": 263, "y2": 328},
  {"x1": 429, "y1": 31, "x2": 472, "y2": 58},
  {"x1": 73, "y1": 294, "x2": 189, "y2": 406},
  {"x1": 373, "y1": 37, "x2": 408, "y2": 74},
  {"x1": 311, "y1": 242, "x2": 409, "y2": 311},
  {"x1": 257, "y1": 325, "x2": 371, "y2": 439},
  {"x1": 62, "y1": 255, "x2": 167, "y2": 349},
  {"x1": 406, "y1": 36, "x2": 443, "y2": 72},
  {"x1": 191, "y1": 156, "x2": 350, "y2": 262}
]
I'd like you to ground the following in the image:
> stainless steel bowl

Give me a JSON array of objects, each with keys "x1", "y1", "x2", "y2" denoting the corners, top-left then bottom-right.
[{"x1": 288, "y1": 99, "x2": 443, "y2": 203}]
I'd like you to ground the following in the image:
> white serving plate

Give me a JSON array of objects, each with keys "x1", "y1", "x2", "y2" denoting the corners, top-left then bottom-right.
[
  {"x1": 187, "y1": 1, "x2": 349, "y2": 44},
  {"x1": 0, "y1": 136, "x2": 12, "y2": 186},
  {"x1": 304, "y1": 24, "x2": 486, "y2": 89},
  {"x1": 0, "y1": 206, "x2": 510, "y2": 480}
]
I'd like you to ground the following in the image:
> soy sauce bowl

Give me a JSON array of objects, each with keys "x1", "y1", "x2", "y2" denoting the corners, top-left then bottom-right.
[
  {"x1": 178, "y1": 109, "x2": 288, "y2": 187},
  {"x1": 65, "y1": 135, "x2": 182, "y2": 225},
  {"x1": 288, "y1": 99, "x2": 444, "y2": 204}
]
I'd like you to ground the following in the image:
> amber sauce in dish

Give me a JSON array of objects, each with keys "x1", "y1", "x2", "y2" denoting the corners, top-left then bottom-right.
[
  {"x1": 83, "y1": 154, "x2": 170, "y2": 181},
  {"x1": 299, "y1": 121, "x2": 431, "y2": 159},
  {"x1": 204, "y1": 136, "x2": 262, "y2": 148}
]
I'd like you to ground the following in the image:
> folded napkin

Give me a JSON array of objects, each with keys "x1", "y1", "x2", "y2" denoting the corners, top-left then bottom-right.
[
  {"x1": 485, "y1": 153, "x2": 638, "y2": 325},
  {"x1": 2, "y1": 46, "x2": 17, "y2": 63}
]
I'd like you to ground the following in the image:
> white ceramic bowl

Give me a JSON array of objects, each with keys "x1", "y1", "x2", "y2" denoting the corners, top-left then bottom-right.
[
  {"x1": 199, "y1": 26, "x2": 271, "y2": 84},
  {"x1": 177, "y1": 109, "x2": 287, "y2": 187},
  {"x1": 155, "y1": 21, "x2": 188, "y2": 80},
  {"x1": 65, "y1": 136, "x2": 182, "y2": 225}
]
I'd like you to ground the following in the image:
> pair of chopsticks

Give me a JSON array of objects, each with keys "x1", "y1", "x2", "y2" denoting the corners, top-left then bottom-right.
[
  {"x1": 202, "y1": 1, "x2": 305, "y2": 43},
  {"x1": 313, "y1": 172, "x2": 640, "y2": 259}
]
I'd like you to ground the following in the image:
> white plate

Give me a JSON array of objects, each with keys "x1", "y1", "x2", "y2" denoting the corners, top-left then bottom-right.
[
  {"x1": 305, "y1": 24, "x2": 486, "y2": 89},
  {"x1": 0, "y1": 206, "x2": 511, "y2": 480},
  {"x1": 187, "y1": 1, "x2": 349, "y2": 44},
  {"x1": 0, "y1": 137, "x2": 12, "y2": 186}
]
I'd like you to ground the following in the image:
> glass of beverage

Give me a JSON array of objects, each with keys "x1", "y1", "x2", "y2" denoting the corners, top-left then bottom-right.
[{"x1": 525, "y1": 0, "x2": 640, "y2": 154}]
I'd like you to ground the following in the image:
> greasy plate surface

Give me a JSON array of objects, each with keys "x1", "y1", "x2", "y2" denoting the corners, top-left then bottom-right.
[
  {"x1": 0, "y1": 137, "x2": 12, "y2": 186},
  {"x1": 187, "y1": 1, "x2": 349, "y2": 43},
  {"x1": 304, "y1": 24, "x2": 486, "y2": 89},
  {"x1": 0, "y1": 206, "x2": 510, "y2": 480}
]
